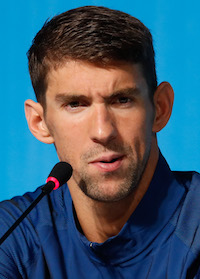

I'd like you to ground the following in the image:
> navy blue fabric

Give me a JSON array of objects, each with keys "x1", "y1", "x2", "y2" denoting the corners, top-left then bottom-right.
[{"x1": 1, "y1": 154, "x2": 200, "y2": 278}]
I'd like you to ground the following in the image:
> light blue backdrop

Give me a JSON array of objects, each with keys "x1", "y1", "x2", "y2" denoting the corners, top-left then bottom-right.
[{"x1": 1, "y1": 0, "x2": 200, "y2": 201}]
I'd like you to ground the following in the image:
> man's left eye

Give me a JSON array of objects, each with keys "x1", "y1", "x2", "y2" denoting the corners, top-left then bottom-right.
[
  {"x1": 119, "y1": 97, "x2": 129, "y2": 103},
  {"x1": 68, "y1": 101, "x2": 82, "y2": 108},
  {"x1": 116, "y1": 97, "x2": 132, "y2": 104}
]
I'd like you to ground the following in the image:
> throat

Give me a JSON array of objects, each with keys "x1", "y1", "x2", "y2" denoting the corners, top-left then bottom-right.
[
  {"x1": 73, "y1": 202, "x2": 123, "y2": 242},
  {"x1": 72, "y1": 193, "x2": 138, "y2": 243}
]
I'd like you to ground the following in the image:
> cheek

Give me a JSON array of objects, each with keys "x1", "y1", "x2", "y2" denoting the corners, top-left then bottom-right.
[
  {"x1": 121, "y1": 110, "x2": 151, "y2": 136},
  {"x1": 119, "y1": 110, "x2": 153, "y2": 151},
  {"x1": 45, "y1": 111, "x2": 89, "y2": 163},
  {"x1": 53, "y1": 126, "x2": 85, "y2": 164}
]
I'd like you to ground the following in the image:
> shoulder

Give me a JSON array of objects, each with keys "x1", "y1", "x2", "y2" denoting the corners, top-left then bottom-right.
[
  {"x1": 173, "y1": 170, "x2": 200, "y2": 192},
  {"x1": 172, "y1": 171, "x2": 200, "y2": 254},
  {"x1": 0, "y1": 184, "x2": 70, "y2": 276},
  {"x1": 0, "y1": 186, "x2": 51, "y2": 232},
  {"x1": 0, "y1": 187, "x2": 43, "y2": 276},
  {"x1": 0, "y1": 183, "x2": 70, "y2": 227},
  {"x1": 0, "y1": 186, "x2": 51, "y2": 253},
  {"x1": 173, "y1": 170, "x2": 200, "y2": 213}
]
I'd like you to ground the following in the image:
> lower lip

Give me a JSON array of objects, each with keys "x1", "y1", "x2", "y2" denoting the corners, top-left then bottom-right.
[{"x1": 90, "y1": 157, "x2": 124, "y2": 172}]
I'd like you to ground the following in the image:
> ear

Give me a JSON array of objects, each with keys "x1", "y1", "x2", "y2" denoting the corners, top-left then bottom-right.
[
  {"x1": 24, "y1": 99, "x2": 54, "y2": 144},
  {"x1": 152, "y1": 82, "x2": 174, "y2": 132}
]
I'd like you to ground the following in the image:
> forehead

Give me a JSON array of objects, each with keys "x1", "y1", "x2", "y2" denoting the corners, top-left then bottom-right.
[{"x1": 46, "y1": 60, "x2": 148, "y2": 98}]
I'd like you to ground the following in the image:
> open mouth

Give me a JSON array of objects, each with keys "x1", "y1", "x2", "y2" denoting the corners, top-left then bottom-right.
[
  {"x1": 91, "y1": 156, "x2": 124, "y2": 172},
  {"x1": 100, "y1": 158, "x2": 119, "y2": 163}
]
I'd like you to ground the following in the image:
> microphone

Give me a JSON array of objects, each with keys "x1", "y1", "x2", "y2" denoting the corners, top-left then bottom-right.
[
  {"x1": 42, "y1": 161, "x2": 73, "y2": 193},
  {"x1": 0, "y1": 162, "x2": 73, "y2": 246}
]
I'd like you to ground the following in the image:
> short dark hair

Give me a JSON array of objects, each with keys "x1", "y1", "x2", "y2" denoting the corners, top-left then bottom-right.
[{"x1": 27, "y1": 6, "x2": 157, "y2": 106}]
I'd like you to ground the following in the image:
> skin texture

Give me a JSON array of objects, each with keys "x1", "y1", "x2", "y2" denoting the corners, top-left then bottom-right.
[{"x1": 25, "y1": 60, "x2": 174, "y2": 242}]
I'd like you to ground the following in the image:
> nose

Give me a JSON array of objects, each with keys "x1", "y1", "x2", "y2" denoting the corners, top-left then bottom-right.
[{"x1": 89, "y1": 104, "x2": 118, "y2": 145}]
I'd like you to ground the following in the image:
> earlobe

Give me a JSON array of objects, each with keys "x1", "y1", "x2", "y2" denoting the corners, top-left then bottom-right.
[
  {"x1": 24, "y1": 99, "x2": 54, "y2": 144},
  {"x1": 152, "y1": 82, "x2": 174, "y2": 133}
]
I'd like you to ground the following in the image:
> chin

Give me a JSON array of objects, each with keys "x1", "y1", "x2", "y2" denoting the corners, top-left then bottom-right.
[{"x1": 83, "y1": 182, "x2": 135, "y2": 203}]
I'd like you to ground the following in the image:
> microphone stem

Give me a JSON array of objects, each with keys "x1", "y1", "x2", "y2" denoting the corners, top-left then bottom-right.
[{"x1": 0, "y1": 181, "x2": 54, "y2": 246}]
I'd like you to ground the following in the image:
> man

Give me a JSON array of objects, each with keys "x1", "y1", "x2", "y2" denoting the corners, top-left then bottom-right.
[{"x1": 0, "y1": 5, "x2": 200, "y2": 278}]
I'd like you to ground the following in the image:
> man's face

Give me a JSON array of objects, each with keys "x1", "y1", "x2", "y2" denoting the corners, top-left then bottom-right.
[{"x1": 44, "y1": 61, "x2": 155, "y2": 202}]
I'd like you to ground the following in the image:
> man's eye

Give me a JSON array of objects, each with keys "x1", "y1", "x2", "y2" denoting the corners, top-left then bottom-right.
[
  {"x1": 118, "y1": 97, "x2": 131, "y2": 103},
  {"x1": 68, "y1": 101, "x2": 81, "y2": 108},
  {"x1": 64, "y1": 100, "x2": 88, "y2": 112}
]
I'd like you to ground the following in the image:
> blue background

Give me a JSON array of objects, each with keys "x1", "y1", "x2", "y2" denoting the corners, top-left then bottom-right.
[{"x1": 1, "y1": 0, "x2": 200, "y2": 201}]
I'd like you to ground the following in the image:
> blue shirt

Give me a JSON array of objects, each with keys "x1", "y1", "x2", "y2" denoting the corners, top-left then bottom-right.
[{"x1": 1, "y1": 154, "x2": 200, "y2": 278}]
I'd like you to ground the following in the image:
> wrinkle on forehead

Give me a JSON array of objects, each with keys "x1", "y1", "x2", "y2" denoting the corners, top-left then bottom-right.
[{"x1": 46, "y1": 60, "x2": 148, "y2": 103}]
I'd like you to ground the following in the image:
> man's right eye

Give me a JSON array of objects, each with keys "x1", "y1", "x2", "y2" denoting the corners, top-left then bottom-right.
[
  {"x1": 64, "y1": 100, "x2": 88, "y2": 112},
  {"x1": 68, "y1": 101, "x2": 81, "y2": 108}
]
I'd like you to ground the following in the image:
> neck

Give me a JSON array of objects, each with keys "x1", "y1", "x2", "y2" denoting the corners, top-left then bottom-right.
[{"x1": 68, "y1": 144, "x2": 159, "y2": 243}]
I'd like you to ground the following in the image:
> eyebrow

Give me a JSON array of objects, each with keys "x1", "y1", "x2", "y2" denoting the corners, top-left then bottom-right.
[
  {"x1": 106, "y1": 87, "x2": 140, "y2": 100},
  {"x1": 55, "y1": 93, "x2": 88, "y2": 103},
  {"x1": 55, "y1": 87, "x2": 141, "y2": 103}
]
